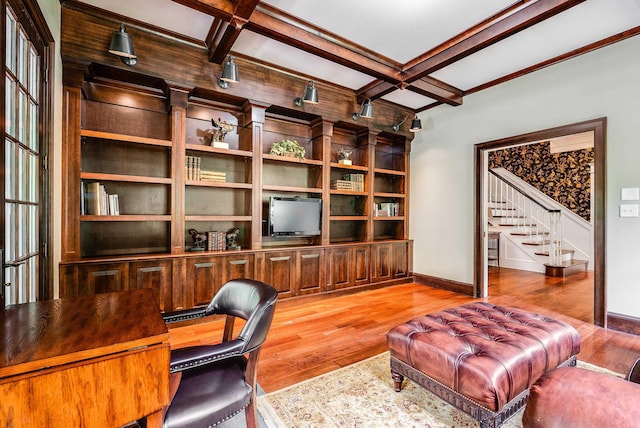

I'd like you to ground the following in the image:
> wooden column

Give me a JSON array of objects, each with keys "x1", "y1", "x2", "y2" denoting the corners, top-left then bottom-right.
[
  {"x1": 242, "y1": 101, "x2": 267, "y2": 250},
  {"x1": 60, "y1": 62, "x2": 85, "y2": 261},
  {"x1": 168, "y1": 86, "x2": 190, "y2": 254},
  {"x1": 318, "y1": 119, "x2": 334, "y2": 246}
]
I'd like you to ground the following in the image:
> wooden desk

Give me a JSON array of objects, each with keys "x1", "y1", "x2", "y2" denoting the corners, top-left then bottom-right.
[{"x1": 0, "y1": 289, "x2": 170, "y2": 427}]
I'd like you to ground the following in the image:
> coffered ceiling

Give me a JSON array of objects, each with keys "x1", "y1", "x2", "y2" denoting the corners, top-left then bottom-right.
[{"x1": 73, "y1": 0, "x2": 640, "y2": 112}]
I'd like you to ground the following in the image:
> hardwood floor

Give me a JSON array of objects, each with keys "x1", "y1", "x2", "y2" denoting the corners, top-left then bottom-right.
[{"x1": 168, "y1": 268, "x2": 640, "y2": 393}]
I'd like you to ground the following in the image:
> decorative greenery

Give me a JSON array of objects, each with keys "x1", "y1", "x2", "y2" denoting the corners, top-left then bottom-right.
[{"x1": 269, "y1": 139, "x2": 306, "y2": 160}]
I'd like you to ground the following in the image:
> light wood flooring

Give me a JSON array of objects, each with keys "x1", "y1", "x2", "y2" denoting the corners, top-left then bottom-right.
[{"x1": 168, "y1": 267, "x2": 640, "y2": 393}]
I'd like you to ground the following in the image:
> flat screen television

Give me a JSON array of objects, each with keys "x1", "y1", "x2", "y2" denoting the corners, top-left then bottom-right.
[{"x1": 269, "y1": 197, "x2": 322, "y2": 237}]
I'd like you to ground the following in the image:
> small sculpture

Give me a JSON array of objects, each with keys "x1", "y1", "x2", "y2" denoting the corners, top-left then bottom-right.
[
  {"x1": 226, "y1": 227, "x2": 241, "y2": 250},
  {"x1": 337, "y1": 148, "x2": 353, "y2": 165},
  {"x1": 204, "y1": 117, "x2": 235, "y2": 145},
  {"x1": 189, "y1": 228, "x2": 206, "y2": 251}
]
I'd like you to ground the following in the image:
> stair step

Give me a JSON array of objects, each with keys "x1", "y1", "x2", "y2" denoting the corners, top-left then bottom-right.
[
  {"x1": 522, "y1": 240, "x2": 551, "y2": 246},
  {"x1": 499, "y1": 222, "x2": 537, "y2": 227},
  {"x1": 492, "y1": 214, "x2": 525, "y2": 218},
  {"x1": 544, "y1": 259, "x2": 588, "y2": 278},
  {"x1": 534, "y1": 250, "x2": 574, "y2": 256},
  {"x1": 510, "y1": 231, "x2": 549, "y2": 236}
]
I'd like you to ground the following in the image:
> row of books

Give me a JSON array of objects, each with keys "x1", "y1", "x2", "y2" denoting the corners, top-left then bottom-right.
[
  {"x1": 82, "y1": 182, "x2": 120, "y2": 215},
  {"x1": 206, "y1": 231, "x2": 228, "y2": 251},
  {"x1": 186, "y1": 155, "x2": 227, "y2": 182},
  {"x1": 331, "y1": 173, "x2": 365, "y2": 191},
  {"x1": 374, "y1": 202, "x2": 400, "y2": 217}
]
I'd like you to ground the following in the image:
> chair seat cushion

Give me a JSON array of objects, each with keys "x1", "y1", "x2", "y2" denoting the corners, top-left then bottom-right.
[{"x1": 164, "y1": 356, "x2": 251, "y2": 428}]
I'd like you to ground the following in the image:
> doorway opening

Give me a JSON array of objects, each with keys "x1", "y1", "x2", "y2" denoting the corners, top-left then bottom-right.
[{"x1": 474, "y1": 118, "x2": 606, "y2": 326}]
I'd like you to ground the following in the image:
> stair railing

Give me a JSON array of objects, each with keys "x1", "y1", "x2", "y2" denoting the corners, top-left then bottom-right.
[{"x1": 488, "y1": 169, "x2": 563, "y2": 266}]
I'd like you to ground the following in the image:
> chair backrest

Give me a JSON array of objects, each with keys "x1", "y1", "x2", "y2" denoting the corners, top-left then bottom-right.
[{"x1": 204, "y1": 279, "x2": 278, "y2": 353}]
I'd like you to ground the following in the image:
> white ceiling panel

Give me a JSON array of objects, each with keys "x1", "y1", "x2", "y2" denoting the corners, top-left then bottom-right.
[
  {"x1": 233, "y1": 31, "x2": 374, "y2": 89},
  {"x1": 382, "y1": 90, "x2": 436, "y2": 110},
  {"x1": 431, "y1": 0, "x2": 640, "y2": 90},
  {"x1": 80, "y1": 0, "x2": 214, "y2": 40},
  {"x1": 261, "y1": 0, "x2": 517, "y2": 63}
]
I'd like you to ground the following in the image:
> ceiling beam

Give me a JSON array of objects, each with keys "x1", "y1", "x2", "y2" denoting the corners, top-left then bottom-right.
[
  {"x1": 402, "y1": 0, "x2": 586, "y2": 81},
  {"x1": 408, "y1": 77, "x2": 463, "y2": 106},
  {"x1": 245, "y1": 4, "x2": 403, "y2": 83}
]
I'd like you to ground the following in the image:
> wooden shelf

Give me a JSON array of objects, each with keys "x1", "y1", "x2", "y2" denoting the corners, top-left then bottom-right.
[
  {"x1": 81, "y1": 129, "x2": 172, "y2": 147},
  {"x1": 374, "y1": 192, "x2": 405, "y2": 198},
  {"x1": 374, "y1": 168, "x2": 406, "y2": 176},
  {"x1": 330, "y1": 189, "x2": 368, "y2": 196},
  {"x1": 186, "y1": 143, "x2": 252, "y2": 158},
  {"x1": 330, "y1": 216, "x2": 368, "y2": 221},
  {"x1": 330, "y1": 162, "x2": 369, "y2": 172},
  {"x1": 80, "y1": 172, "x2": 172, "y2": 184},
  {"x1": 186, "y1": 180, "x2": 252, "y2": 189},
  {"x1": 185, "y1": 215, "x2": 252, "y2": 222},
  {"x1": 263, "y1": 185, "x2": 322, "y2": 193},
  {"x1": 262, "y1": 154, "x2": 323, "y2": 166},
  {"x1": 374, "y1": 216, "x2": 405, "y2": 221},
  {"x1": 80, "y1": 215, "x2": 171, "y2": 222}
]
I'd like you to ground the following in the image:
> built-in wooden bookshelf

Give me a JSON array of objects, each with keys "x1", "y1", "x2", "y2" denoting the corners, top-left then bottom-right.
[{"x1": 60, "y1": 63, "x2": 412, "y2": 310}]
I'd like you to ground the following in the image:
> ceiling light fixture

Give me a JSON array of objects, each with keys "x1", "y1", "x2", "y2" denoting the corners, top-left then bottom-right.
[
  {"x1": 217, "y1": 55, "x2": 239, "y2": 89},
  {"x1": 410, "y1": 115, "x2": 423, "y2": 132},
  {"x1": 108, "y1": 23, "x2": 137, "y2": 66},
  {"x1": 352, "y1": 98, "x2": 373, "y2": 121},
  {"x1": 294, "y1": 81, "x2": 319, "y2": 106}
]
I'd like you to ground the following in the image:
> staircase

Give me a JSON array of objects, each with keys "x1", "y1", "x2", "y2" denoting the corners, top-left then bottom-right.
[{"x1": 487, "y1": 168, "x2": 591, "y2": 277}]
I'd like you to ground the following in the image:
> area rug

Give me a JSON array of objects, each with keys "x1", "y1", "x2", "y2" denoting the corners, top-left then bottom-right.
[{"x1": 257, "y1": 352, "x2": 622, "y2": 428}]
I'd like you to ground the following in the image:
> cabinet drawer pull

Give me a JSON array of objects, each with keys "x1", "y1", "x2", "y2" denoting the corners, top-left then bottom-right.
[
  {"x1": 269, "y1": 256, "x2": 290, "y2": 262},
  {"x1": 301, "y1": 254, "x2": 320, "y2": 260},
  {"x1": 194, "y1": 262, "x2": 214, "y2": 268},
  {"x1": 229, "y1": 260, "x2": 247, "y2": 265}
]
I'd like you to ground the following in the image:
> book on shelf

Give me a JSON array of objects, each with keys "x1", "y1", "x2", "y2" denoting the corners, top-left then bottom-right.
[
  {"x1": 375, "y1": 202, "x2": 400, "y2": 217},
  {"x1": 200, "y1": 170, "x2": 226, "y2": 182},
  {"x1": 186, "y1": 155, "x2": 202, "y2": 181},
  {"x1": 331, "y1": 179, "x2": 354, "y2": 190},
  {"x1": 83, "y1": 182, "x2": 120, "y2": 216},
  {"x1": 206, "y1": 231, "x2": 227, "y2": 251},
  {"x1": 340, "y1": 173, "x2": 364, "y2": 191}
]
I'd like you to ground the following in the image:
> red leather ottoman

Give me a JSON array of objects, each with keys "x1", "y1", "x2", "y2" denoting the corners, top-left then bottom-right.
[{"x1": 387, "y1": 302, "x2": 580, "y2": 428}]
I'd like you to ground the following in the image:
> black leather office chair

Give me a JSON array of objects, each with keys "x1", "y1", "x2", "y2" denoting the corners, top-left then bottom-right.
[{"x1": 162, "y1": 279, "x2": 278, "y2": 428}]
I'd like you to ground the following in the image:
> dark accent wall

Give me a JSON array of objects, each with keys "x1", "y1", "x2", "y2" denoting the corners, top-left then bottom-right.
[{"x1": 488, "y1": 141, "x2": 593, "y2": 221}]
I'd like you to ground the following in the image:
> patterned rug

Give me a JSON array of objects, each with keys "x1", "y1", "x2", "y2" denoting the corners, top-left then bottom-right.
[{"x1": 257, "y1": 352, "x2": 622, "y2": 428}]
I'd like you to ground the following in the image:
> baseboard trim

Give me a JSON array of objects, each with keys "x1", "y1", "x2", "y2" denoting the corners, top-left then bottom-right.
[
  {"x1": 608, "y1": 312, "x2": 640, "y2": 336},
  {"x1": 412, "y1": 272, "x2": 474, "y2": 296}
]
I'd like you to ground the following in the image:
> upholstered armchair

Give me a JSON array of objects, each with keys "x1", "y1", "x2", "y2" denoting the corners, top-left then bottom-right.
[
  {"x1": 161, "y1": 279, "x2": 278, "y2": 428},
  {"x1": 523, "y1": 356, "x2": 640, "y2": 427}
]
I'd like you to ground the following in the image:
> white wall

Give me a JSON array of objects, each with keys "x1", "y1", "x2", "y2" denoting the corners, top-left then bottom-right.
[
  {"x1": 410, "y1": 35, "x2": 640, "y2": 318},
  {"x1": 36, "y1": 0, "x2": 62, "y2": 297}
]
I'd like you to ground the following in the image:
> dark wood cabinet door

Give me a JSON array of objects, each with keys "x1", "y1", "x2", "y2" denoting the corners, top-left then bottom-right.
[
  {"x1": 372, "y1": 243, "x2": 392, "y2": 282},
  {"x1": 186, "y1": 256, "x2": 222, "y2": 308},
  {"x1": 262, "y1": 251, "x2": 296, "y2": 298},
  {"x1": 222, "y1": 253, "x2": 255, "y2": 283},
  {"x1": 297, "y1": 249, "x2": 324, "y2": 295},
  {"x1": 353, "y1": 245, "x2": 371, "y2": 286},
  {"x1": 129, "y1": 260, "x2": 173, "y2": 312},
  {"x1": 392, "y1": 242, "x2": 408, "y2": 278},
  {"x1": 329, "y1": 247, "x2": 352, "y2": 289},
  {"x1": 77, "y1": 263, "x2": 129, "y2": 295}
]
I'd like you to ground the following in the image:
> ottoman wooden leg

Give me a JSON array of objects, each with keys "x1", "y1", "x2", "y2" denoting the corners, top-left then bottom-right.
[{"x1": 391, "y1": 371, "x2": 404, "y2": 392}]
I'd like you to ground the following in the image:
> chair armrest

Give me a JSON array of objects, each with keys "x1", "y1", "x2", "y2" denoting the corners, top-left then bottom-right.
[
  {"x1": 169, "y1": 339, "x2": 246, "y2": 373},
  {"x1": 163, "y1": 307, "x2": 207, "y2": 324},
  {"x1": 627, "y1": 357, "x2": 640, "y2": 384}
]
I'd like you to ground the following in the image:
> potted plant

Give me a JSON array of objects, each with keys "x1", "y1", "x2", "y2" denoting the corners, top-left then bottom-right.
[{"x1": 269, "y1": 139, "x2": 306, "y2": 160}]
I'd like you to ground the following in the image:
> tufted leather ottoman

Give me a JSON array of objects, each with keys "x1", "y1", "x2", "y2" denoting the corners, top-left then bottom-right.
[{"x1": 387, "y1": 302, "x2": 580, "y2": 428}]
